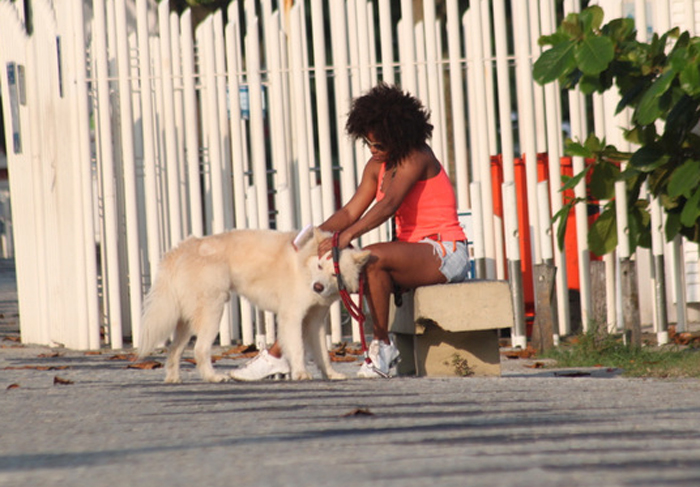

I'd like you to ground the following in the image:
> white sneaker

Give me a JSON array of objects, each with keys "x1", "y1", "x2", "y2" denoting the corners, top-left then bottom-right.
[
  {"x1": 230, "y1": 349, "x2": 290, "y2": 381},
  {"x1": 357, "y1": 339, "x2": 400, "y2": 378}
]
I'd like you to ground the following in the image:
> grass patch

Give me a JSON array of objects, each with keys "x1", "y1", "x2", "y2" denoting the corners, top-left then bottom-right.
[{"x1": 541, "y1": 328, "x2": 700, "y2": 378}]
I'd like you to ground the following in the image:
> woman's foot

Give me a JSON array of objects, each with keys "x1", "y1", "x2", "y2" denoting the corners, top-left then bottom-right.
[
  {"x1": 357, "y1": 338, "x2": 400, "y2": 378},
  {"x1": 230, "y1": 349, "x2": 290, "y2": 381}
]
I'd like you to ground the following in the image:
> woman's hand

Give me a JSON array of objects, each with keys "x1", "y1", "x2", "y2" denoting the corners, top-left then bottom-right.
[
  {"x1": 317, "y1": 232, "x2": 352, "y2": 258},
  {"x1": 318, "y1": 237, "x2": 334, "y2": 258}
]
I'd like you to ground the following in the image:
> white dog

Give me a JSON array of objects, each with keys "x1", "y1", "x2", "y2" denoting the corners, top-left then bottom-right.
[{"x1": 137, "y1": 227, "x2": 370, "y2": 383}]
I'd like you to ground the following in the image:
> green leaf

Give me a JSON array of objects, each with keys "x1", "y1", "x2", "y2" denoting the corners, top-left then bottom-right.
[
  {"x1": 680, "y1": 63, "x2": 700, "y2": 96},
  {"x1": 552, "y1": 203, "x2": 573, "y2": 251},
  {"x1": 561, "y1": 167, "x2": 591, "y2": 193},
  {"x1": 575, "y1": 35, "x2": 615, "y2": 75},
  {"x1": 669, "y1": 45, "x2": 690, "y2": 73},
  {"x1": 660, "y1": 193, "x2": 680, "y2": 211},
  {"x1": 533, "y1": 40, "x2": 577, "y2": 85},
  {"x1": 600, "y1": 146, "x2": 633, "y2": 163},
  {"x1": 601, "y1": 18, "x2": 636, "y2": 43},
  {"x1": 647, "y1": 165, "x2": 674, "y2": 196},
  {"x1": 668, "y1": 159, "x2": 700, "y2": 198},
  {"x1": 565, "y1": 139, "x2": 593, "y2": 158},
  {"x1": 624, "y1": 125, "x2": 657, "y2": 146},
  {"x1": 616, "y1": 78, "x2": 650, "y2": 114},
  {"x1": 665, "y1": 210, "x2": 681, "y2": 241},
  {"x1": 665, "y1": 95, "x2": 700, "y2": 138},
  {"x1": 589, "y1": 162, "x2": 620, "y2": 201},
  {"x1": 589, "y1": 207, "x2": 618, "y2": 256},
  {"x1": 629, "y1": 144, "x2": 670, "y2": 172},
  {"x1": 680, "y1": 186, "x2": 700, "y2": 227},
  {"x1": 579, "y1": 74, "x2": 605, "y2": 94},
  {"x1": 561, "y1": 69, "x2": 584, "y2": 90},
  {"x1": 538, "y1": 31, "x2": 572, "y2": 47},
  {"x1": 584, "y1": 133, "x2": 604, "y2": 153},
  {"x1": 629, "y1": 201, "x2": 651, "y2": 250},
  {"x1": 561, "y1": 17, "x2": 583, "y2": 38},
  {"x1": 579, "y1": 6, "x2": 605, "y2": 32},
  {"x1": 635, "y1": 70, "x2": 677, "y2": 125}
]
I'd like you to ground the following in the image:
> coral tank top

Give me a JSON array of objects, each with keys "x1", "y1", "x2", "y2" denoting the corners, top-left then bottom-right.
[{"x1": 376, "y1": 163, "x2": 466, "y2": 243}]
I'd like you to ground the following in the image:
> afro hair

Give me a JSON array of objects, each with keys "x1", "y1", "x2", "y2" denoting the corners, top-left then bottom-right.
[{"x1": 345, "y1": 83, "x2": 433, "y2": 166}]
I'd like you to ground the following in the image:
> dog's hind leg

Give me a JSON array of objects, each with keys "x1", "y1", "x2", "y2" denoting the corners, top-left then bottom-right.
[
  {"x1": 165, "y1": 320, "x2": 191, "y2": 383},
  {"x1": 305, "y1": 307, "x2": 347, "y2": 381},
  {"x1": 192, "y1": 302, "x2": 230, "y2": 383}
]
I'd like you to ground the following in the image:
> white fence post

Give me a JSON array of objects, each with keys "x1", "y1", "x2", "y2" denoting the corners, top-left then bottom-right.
[
  {"x1": 158, "y1": 0, "x2": 184, "y2": 249},
  {"x1": 113, "y1": 0, "x2": 143, "y2": 347},
  {"x1": 67, "y1": 0, "x2": 101, "y2": 349},
  {"x1": 181, "y1": 8, "x2": 203, "y2": 238},
  {"x1": 136, "y1": 0, "x2": 161, "y2": 288},
  {"x1": 540, "y1": 0, "x2": 571, "y2": 336}
]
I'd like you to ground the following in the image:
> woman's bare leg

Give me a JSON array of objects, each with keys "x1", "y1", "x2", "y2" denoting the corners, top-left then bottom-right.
[{"x1": 363, "y1": 241, "x2": 445, "y2": 343}]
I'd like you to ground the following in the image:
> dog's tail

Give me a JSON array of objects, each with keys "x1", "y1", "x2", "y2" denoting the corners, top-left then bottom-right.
[{"x1": 137, "y1": 276, "x2": 180, "y2": 359}]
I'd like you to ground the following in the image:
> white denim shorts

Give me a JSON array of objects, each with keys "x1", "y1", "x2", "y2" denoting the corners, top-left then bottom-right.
[{"x1": 420, "y1": 238, "x2": 470, "y2": 283}]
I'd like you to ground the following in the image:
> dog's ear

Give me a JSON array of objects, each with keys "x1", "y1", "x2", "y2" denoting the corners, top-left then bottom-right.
[
  {"x1": 313, "y1": 226, "x2": 330, "y2": 243},
  {"x1": 293, "y1": 224, "x2": 314, "y2": 251},
  {"x1": 312, "y1": 227, "x2": 334, "y2": 248},
  {"x1": 354, "y1": 250, "x2": 372, "y2": 267}
]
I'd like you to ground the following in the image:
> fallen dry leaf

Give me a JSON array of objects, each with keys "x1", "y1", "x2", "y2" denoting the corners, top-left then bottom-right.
[
  {"x1": 222, "y1": 351, "x2": 259, "y2": 360},
  {"x1": 222, "y1": 344, "x2": 257, "y2": 356},
  {"x1": 6, "y1": 383, "x2": 20, "y2": 390},
  {"x1": 331, "y1": 342, "x2": 348, "y2": 356},
  {"x1": 84, "y1": 351, "x2": 102, "y2": 356},
  {"x1": 330, "y1": 354, "x2": 358, "y2": 363},
  {"x1": 3, "y1": 336, "x2": 20, "y2": 343},
  {"x1": 525, "y1": 361, "x2": 545, "y2": 369},
  {"x1": 502, "y1": 346, "x2": 537, "y2": 360},
  {"x1": 109, "y1": 353, "x2": 136, "y2": 361},
  {"x1": 37, "y1": 352, "x2": 62, "y2": 358},
  {"x1": 127, "y1": 360, "x2": 162, "y2": 370},
  {"x1": 330, "y1": 342, "x2": 363, "y2": 356},
  {"x1": 342, "y1": 408, "x2": 374, "y2": 417},
  {"x1": 53, "y1": 376, "x2": 74, "y2": 385}
]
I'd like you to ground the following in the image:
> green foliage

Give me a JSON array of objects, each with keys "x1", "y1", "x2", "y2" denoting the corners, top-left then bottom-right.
[
  {"x1": 448, "y1": 353, "x2": 474, "y2": 377},
  {"x1": 534, "y1": 5, "x2": 700, "y2": 254},
  {"x1": 541, "y1": 326, "x2": 700, "y2": 378}
]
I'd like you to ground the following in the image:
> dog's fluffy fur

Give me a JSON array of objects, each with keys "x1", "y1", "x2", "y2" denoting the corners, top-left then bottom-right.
[{"x1": 137, "y1": 227, "x2": 370, "y2": 383}]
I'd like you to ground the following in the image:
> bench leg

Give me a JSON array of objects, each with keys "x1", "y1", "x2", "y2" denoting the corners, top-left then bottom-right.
[
  {"x1": 393, "y1": 333, "x2": 416, "y2": 376},
  {"x1": 414, "y1": 328, "x2": 502, "y2": 377}
]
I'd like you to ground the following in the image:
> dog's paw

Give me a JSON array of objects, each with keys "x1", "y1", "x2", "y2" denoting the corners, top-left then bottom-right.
[
  {"x1": 164, "y1": 376, "x2": 182, "y2": 384},
  {"x1": 292, "y1": 370, "x2": 313, "y2": 381},
  {"x1": 205, "y1": 374, "x2": 230, "y2": 383},
  {"x1": 326, "y1": 371, "x2": 348, "y2": 381}
]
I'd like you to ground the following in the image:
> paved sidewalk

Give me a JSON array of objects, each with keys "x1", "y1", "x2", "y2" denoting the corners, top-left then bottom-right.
[{"x1": 2, "y1": 259, "x2": 700, "y2": 487}]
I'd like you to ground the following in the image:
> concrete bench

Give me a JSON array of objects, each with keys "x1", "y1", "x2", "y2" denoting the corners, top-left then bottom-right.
[{"x1": 388, "y1": 280, "x2": 514, "y2": 377}]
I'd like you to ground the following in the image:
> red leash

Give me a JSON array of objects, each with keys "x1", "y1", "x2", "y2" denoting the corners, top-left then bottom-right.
[{"x1": 331, "y1": 232, "x2": 371, "y2": 364}]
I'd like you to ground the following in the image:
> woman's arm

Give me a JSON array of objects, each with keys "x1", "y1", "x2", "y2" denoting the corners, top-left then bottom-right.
[
  {"x1": 332, "y1": 150, "x2": 432, "y2": 248},
  {"x1": 319, "y1": 160, "x2": 380, "y2": 234}
]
